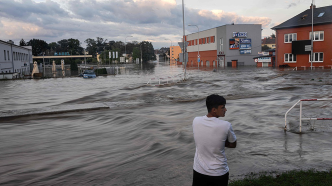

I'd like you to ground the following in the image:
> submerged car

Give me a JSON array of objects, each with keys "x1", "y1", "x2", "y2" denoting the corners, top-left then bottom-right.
[{"x1": 83, "y1": 70, "x2": 96, "y2": 78}]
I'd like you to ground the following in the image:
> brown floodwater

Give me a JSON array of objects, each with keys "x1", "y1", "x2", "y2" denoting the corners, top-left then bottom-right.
[{"x1": 0, "y1": 63, "x2": 332, "y2": 185}]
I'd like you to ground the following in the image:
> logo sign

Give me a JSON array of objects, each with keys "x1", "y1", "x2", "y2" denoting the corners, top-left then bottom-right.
[
  {"x1": 258, "y1": 57, "x2": 271, "y2": 62},
  {"x1": 240, "y1": 38, "x2": 251, "y2": 43},
  {"x1": 255, "y1": 59, "x2": 258, "y2": 62},
  {"x1": 233, "y1": 32, "x2": 247, "y2": 38},
  {"x1": 197, "y1": 55, "x2": 200, "y2": 58},
  {"x1": 240, "y1": 50, "x2": 251, "y2": 54},
  {"x1": 240, "y1": 44, "x2": 251, "y2": 49},
  {"x1": 258, "y1": 52, "x2": 269, "y2": 56},
  {"x1": 198, "y1": 58, "x2": 200, "y2": 62}
]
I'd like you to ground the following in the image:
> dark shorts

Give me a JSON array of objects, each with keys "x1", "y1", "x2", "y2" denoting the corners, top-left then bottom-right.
[{"x1": 192, "y1": 170, "x2": 229, "y2": 186}]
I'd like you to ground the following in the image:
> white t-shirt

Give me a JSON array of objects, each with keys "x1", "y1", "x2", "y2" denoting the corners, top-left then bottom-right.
[{"x1": 193, "y1": 115, "x2": 236, "y2": 176}]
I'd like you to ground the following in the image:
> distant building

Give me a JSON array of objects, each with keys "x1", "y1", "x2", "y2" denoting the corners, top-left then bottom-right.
[
  {"x1": 261, "y1": 38, "x2": 276, "y2": 49},
  {"x1": 272, "y1": 5, "x2": 332, "y2": 68},
  {"x1": 170, "y1": 46, "x2": 181, "y2": 62},
  {"x1": 185, "y1": 24, "x2": 262, "y2": 67},
  {"x1": 0, "y1": 40, "x2": 32, "y2": 79},
  {"x1": 253, "y1": 49, "x2": 276, "y2": 67}
]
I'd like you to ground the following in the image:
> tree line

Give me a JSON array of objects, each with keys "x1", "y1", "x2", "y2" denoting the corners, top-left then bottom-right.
[{"x1": 19, "y1": 37, "x2": 156, "y2": 63}]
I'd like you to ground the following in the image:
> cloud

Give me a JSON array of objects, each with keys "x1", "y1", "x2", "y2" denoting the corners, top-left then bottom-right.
[{"x1": 0, "y1": 0, "x2": 272, "y2": 48}]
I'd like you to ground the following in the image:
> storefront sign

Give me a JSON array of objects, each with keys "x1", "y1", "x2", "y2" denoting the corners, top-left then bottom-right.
[
  {"x1": 258, "y1": 52, "x2": 269, "y2": 56},
  {"x1": 240, "y1": 38, "x2": 251, "y2": 43},
  {"x1": 257, "y1": 57, "x2": 271, "y2": 62},
  {"x1": 240, "y1": 44, "x2": 251, "y2": 49},
  {"x1": 233, "y1": 32, "x2": 247, "y2": 38},
  {"x1": 240, "y1": 50, "x2": 251, "y2": 54}
]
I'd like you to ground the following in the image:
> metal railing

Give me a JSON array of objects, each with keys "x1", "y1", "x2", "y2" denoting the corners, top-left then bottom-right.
[
  {"x1": 285, "y1": 99, "x2": 332, "y2": 132},
  {"x1": 147, "y1": 74, "x2": 184, "y2": 86}
]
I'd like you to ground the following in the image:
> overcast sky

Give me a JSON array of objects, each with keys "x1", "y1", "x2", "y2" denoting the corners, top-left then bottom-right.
[{"x1": 0, "y1": 0, "x2": 331, "y2": 49}]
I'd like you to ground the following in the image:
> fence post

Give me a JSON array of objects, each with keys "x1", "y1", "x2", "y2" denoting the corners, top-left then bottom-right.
[{"x1": 300, "y1": 101, "x2": 302, "y2": 133}]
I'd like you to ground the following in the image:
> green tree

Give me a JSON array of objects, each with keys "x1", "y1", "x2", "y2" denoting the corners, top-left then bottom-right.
[
  {"x1": 141, "y1": 41, "x2": 156, "y2": 62},
  {"x1": 132, "y1": 47, "x2": 140, "y2": 61},
  {"x1": 85, "y1": 38, "x2": 97, "y2": 57},
  {"x1": 262, "y1": 45, "x2": 271, "y2": 51},
  {"x1": 19, "y1": 39, "x2": 26, "y2": 46},
  {"x1": 271, "y1": 33, "x2": 276, "y2": 38},
  {"x1": 27, "y1": 39, "x2": 49, "y2": 56}
]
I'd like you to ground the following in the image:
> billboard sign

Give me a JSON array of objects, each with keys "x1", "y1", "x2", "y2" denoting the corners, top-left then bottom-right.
[
  {"x1": 257, "y1": 57, "x2": 271, "y2": 62},
  {"x1": 240, "y1": 38, "x2": 251, "y2": 43},
  {"x1": 229, "y1": 38, "x2": 240, "y2": 50},
  {"x1": 240, "y1": 50, "x2": 251, "y2": 54},
  {"x1": 240, "y1": 44, "x2": 251, "y2": 49},
  {"x1": 233, "y1": 32, "x2": 247, "y2": 38}
]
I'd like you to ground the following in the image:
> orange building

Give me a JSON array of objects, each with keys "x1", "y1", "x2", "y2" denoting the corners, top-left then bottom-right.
[
  {"x1": 272, "y1": 5, "x2": 332, "y2": 68},
  {"x1": 170, "y1": 46, "x2": 182, "y2": 64}
]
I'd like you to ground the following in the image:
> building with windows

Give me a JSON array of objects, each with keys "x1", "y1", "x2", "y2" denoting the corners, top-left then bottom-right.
[
  {"x1": 185, "y1": 24, "x2": 262, "y2": 67},
  {"x1": 0, "y1": 40, "x2": 32, "y2": 79},
  {"x1": 272, "y1": 5, "x2": 332, "y2": 68},
  {"x1": 170, "y1": 45, "x2": 181, "y2": 63},
  {"x1": 261, "y1": 38, "x2": 276, "y2": 49}
]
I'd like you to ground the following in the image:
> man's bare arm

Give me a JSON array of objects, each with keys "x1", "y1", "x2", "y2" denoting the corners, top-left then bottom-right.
[{"x1": 225, "y1": 140, "x2": 237, "y2": 148}]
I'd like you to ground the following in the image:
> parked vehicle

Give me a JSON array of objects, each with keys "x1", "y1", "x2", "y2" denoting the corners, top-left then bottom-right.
[{"x1": 83, "y1": 70, "x2": 96, "y2": 79}]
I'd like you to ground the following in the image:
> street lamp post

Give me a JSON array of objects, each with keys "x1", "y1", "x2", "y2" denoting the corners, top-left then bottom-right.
[
  {"x1": 188, "y1": 24, "x2": 199, "y2": 69},
  {"x1": 165, "y1": 39, "x2": 172, "y2": 64},
  {"x1": 182, "y1": 0, "x2": 186, "y2": 79},
  {"x1": 310, "y1": 0, "x2": 314, "y2": 70},
  {"x1": 125, "y1": 36, "x2": 133, "y2": 63}
]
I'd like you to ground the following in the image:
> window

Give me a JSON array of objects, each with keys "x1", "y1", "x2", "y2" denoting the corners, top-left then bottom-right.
[
  {"x1": 284, "y1": 33, "x2": 297, "y2": 43},
  {"x1": 195, "y1": 39, "x2": 197, "y2": 45},
  {"x1": 212, "y1": 36, "x2": 215, "y2": 43},
  {"x1": 7, "y1": 51, "x2": 9, "y2": 60},
  {"x1": 318, "y1": 12, "x2": 325, "y2": 17},
  {"x1": 309, "y1": 31, "x2": 324, "y2": 41},
  {"x1": 309, "y1": 52, "x2": 323, "y2": 62},
  {"x1": 207, "y1": 37, "x2": 210, "y2": 43},
  {"x1": 203, "y1": 38, "x2": 206, "y2": 44},
  {"x1": 284, "y1": 53, "x2": 297, "y2": 62},
  {"x1": 220, "y1": 38, "x2": 223, "y2": 51},
  {"x1": 4, "y1": 50, "x2": 6, "y2": 60}
]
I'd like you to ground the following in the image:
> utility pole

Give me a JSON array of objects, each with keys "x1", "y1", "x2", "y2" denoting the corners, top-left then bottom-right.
[
  {"x1": 311, "y1": 0, "x2": 314, "y2": 70},
  {"x1": 182, "y1": 0, "x2": 186, "y2": 79},
  {"x1": 43, "y1": 52, "x2": 45, "y2": 78}
]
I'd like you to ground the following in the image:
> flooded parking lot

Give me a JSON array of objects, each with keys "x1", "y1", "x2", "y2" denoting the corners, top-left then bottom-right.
[{"x1": 0, "y1": 63, "x2": 332, "y2": 185}]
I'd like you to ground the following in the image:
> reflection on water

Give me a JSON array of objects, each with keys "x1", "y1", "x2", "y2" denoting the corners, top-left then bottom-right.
[{"x1": 0, "y1": 63, "x2": 332, "y2": 185}]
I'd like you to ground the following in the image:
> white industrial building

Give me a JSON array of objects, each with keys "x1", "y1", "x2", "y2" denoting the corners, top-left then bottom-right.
[{"x1": 0, "y1": 40, "x2": 32, "y2": 79}]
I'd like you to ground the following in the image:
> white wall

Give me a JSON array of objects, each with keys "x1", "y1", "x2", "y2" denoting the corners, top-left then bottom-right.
[
  {"x1": 187, "y1": 28, "x2": 217, "y2": 52},
  {"x1": 0, "y1": 40, "x2": 32, "y2": 75}
]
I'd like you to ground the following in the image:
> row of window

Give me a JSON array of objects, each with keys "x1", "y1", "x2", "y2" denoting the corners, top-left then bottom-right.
[
  {"x1": 1, "y1": 68, "x2": 28, "y2": 74},
  {"x1": 284, "y1": 31, "x2": 324, "y2": 43},
  {"x1": 188, "y1": 36, "x2": 215, "y2": 46},
  {"x1": 3, "y1": 50, "x2": 29, "y2": 61},
  {"x1": 284, "y1": 52, "x2": 324, "y2": 62}
]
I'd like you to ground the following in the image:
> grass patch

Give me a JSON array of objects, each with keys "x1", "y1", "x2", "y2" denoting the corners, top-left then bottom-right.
[{"x1": 229, "y1": 169, "x2": 332, "y2": 186}]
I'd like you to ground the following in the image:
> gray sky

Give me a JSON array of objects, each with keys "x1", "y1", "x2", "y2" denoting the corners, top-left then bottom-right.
[{"x1": 0, "y1": 0, "x2": 330, "y2": 49}]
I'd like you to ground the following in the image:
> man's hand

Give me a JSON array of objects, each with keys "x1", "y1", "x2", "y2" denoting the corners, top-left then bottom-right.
[{"x1": 225, "y1": 139, "x2": 237, "y2": 148}]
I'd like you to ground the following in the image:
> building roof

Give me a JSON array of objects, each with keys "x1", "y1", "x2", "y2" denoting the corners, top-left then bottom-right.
[
  {"x1": 272, "y1": 5, "x2": 332, "y2": 30},
  {"x1": 261, "y1": 38, "x2": 275, "y2": 44}
]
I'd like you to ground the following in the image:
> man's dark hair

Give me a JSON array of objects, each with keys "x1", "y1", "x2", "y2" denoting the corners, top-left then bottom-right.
[{"x1": 206, "y1": 94, "x2": 226, "y2": 112}]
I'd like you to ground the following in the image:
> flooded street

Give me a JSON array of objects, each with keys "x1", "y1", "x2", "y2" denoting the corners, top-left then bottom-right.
[{"x1": 0, "y1": 63, "x2": 332, "y2": 186}]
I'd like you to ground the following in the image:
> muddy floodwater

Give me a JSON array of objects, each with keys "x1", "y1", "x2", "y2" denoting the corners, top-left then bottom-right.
[{"x1": 0, "y1": 63, "x2": 332, "y2": 186}]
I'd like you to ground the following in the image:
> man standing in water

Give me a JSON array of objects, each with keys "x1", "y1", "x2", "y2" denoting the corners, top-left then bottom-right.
[{"x1": 192, "y1": 94, "x2": 237, "y2": 186}]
